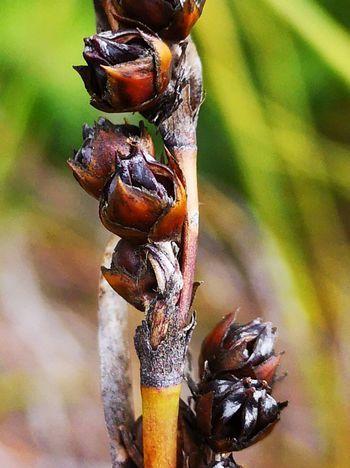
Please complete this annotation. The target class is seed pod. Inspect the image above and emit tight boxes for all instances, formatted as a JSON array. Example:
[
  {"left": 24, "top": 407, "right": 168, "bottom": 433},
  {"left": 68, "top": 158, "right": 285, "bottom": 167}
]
[
  {"left": 68, "top": 118, "right": 154, "bottom": 199},
  {"left": 99, "top": 148, "right": 186, "bottom": 242},
  {"left": 199, "top": 314, "right": 283, "bottom": 385},
  {"left": 114, "top": 0, "right": 206, "bottom": 41},
  {"left": 195, "top": 377, "right": 287, "bottom": 453},
  {"left": 74, "top": 29, "right": 172, "bottom": 113},
  {"left": 101, "top": 239, "right": 157, "bottom": 311},
  {"left": 102, "top": 240, "right": 182, "bottom": 310}
]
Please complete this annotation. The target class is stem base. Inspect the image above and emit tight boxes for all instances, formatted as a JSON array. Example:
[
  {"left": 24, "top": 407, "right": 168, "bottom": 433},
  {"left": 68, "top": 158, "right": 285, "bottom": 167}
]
[{"left": 142, "top": 385, "right": 181, "bottom": 468}]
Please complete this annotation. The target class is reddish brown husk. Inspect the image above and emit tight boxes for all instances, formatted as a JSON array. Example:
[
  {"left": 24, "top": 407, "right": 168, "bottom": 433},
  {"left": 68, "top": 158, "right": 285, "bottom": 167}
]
[
  {"left": 199, "top": 313, "right": 236, "bottom": 372},
  {"left": 101, "top": 239, "right": 157, "bottom": 311},
  {"left": 68, "top": 118, "right": 154, "bottom": 199},
  {"left": 194, "top": 377, "right": 288, "bottom": 453},
  {"left": 114, "top": 0, "right": 206, "bottom": 41},
  {"left": 75, "top": 29, "right": 173, "bottom": 113},
  {"left": 99, "top": 152, "right": 187, "bottom": 243},
  {"left": 199, "top": 313, "right": 283, "bottom": 384}
]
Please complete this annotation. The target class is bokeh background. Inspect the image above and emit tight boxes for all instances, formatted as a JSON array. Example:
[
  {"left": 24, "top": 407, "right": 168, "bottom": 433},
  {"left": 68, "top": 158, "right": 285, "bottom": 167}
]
[{"left": 1, "top": 0, "right": 350, "bottom": 466}]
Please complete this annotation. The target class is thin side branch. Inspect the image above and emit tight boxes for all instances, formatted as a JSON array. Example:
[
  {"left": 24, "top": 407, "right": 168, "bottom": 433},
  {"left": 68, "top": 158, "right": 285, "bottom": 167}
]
[{"left": 99, "top": 237, "right": 134, "bottom": 467}]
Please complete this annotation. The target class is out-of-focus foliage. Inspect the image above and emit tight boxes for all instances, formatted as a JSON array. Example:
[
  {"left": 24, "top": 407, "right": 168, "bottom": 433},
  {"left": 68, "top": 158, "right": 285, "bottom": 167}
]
[{"left": 0, "top": 0, "right": 349, "bottom": 467}]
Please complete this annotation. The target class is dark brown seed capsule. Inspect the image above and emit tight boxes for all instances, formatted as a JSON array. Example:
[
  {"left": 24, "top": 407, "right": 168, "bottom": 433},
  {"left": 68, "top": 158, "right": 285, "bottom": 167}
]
[
  {"left": 68, "top": 118, "right": 154, "bottom": 199},
  {"left": 114, "top": 0, "right": 206, "bottom": 41},
  {"left": 99, "top": 148, "right": 186, "bottom": 242},
  {"left": 74, "top": 29, "right": 172, "bottom": 113},
  {"left": 195, "top": 377, "right": 288, "bottom": 453},
  {"left": 102, "top": 240, "right": 182, "bottom": 311},
  {"left": 199, "top": 314, "right": 283, "bottom": 385},
  {"left": 101, "top": 239, "right": 157, "bottom": 311}
]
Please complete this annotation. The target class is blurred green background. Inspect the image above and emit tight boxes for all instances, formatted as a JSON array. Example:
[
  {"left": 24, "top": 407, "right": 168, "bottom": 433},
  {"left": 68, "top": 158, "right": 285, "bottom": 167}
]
[{"left": 1, "top": 0, "right": 350, "bottom": 466}]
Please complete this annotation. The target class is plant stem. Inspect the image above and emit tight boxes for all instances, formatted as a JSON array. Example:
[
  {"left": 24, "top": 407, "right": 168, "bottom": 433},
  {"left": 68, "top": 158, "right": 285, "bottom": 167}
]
[
  {"left": 173, "top": 145, "right": 199, "bottom": 326},
  {"left": 135, "top": 314, "right": 194, "bottom": 468},
  {"left": 139, "top": 39, "right": 202, "bottom": 467},
  {"left": 157, "top": 39, "right": 203, "bottom": 326},
  {"left": 99, "top": 237, "right": 134, "bottom": 467},
  {"left": 141, "top": 385, "right": 181, "bottom": 468},
  {"left": 140, "top": 146, "right": 198, "bottom": 467}
]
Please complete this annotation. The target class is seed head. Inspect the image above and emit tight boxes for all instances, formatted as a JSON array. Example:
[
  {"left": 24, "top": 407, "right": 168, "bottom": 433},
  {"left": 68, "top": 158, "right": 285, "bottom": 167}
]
[
  {"left": 195, "top": 376, "right": 288, "bottom": 453},
  {"left": 99, "top": 147, "right": 186, "bottom": 242},
  {"left": 74, "top": 29, "right": 173, "bottom": 113},
  {"left": 199, "top": 314, "right": 283, "bottom": 385},
  {"left": 68, "top": 118, "right": 154, "bottom": 199}
]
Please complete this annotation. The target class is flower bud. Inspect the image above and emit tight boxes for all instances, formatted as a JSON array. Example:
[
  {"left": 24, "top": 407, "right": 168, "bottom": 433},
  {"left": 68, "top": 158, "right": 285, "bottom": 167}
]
[
  {"left": 68, "top": 118, "right": 154, "bottom": 199},
  {"left": 101, "top": 239, "right": 157, "bottom": 311},
  {"left": 114, "top": 0, "right": 206, "bottom": 41},
  {"left": 74, "top": 29, "right": 172, "bottom": 113},
  {"left": 199, "top": 314, "right": 283, "bottom": 385},
  {"left": 195, "top": 377, "right": 287, "bottom": 453},
  {"left": 99, "top": 148, "right": 186, "bottom": 242}
]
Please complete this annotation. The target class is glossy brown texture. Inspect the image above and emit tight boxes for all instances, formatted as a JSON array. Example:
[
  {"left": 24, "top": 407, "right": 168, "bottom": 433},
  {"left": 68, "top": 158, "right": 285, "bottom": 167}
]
[
  {"left": 199, "top": 313, "right": 236, "bottom": 371},
  {"left": 74, "top": 29, "right": 172, "bottom": 113},
  {"left": 194, "top": 377, "right": 287, "bottom": 453},
  {"left": 209, "top": 455, "right": 241, "bottom": 468},
  {"left": 99, "top": 149, "right": 186, "bottom": 242},
  {"left": 67, "top": 118, "right": 154, "bottom": 199},
  {"left": 199, "top": 314, "right": 283, "bottom": 385},
  {"left": 101, "top": 239, "right": 157, "bottom": 311},
  {"left": 115, "top": 0, "right": 206, "bottom": 41}
]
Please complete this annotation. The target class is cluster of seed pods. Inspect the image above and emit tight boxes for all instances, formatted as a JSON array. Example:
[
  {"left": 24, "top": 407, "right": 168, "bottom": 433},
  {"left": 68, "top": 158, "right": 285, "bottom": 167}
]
[
  {"left": 70, "top": 1, "right": 206, "bottom": 311},
  {"left": 70, "top": 2, "right": 287, "bottom": 465}
]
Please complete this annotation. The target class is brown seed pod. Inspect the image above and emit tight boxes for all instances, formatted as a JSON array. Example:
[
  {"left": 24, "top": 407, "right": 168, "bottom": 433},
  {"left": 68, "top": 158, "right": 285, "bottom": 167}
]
[
  {"left": 74, "top": 29, "right": 173, "bottom": 113},
  {"left": 114, "top": 0, "right": 206, "bottom": 41},
  {"left": 99, "top": 148, "right": 186, "bottom": 242},
  {"left": 101, "top": 239, "right": 158, "bottom": 311},
  {"left": 67, "top": 118, "right": 154, "bottom": 199},
  {"left": 199, "top": 314, "right": 283, "bottom": 385},
  {"left": 102, "top": 240, "right": 182, "bottom": 311},
  {"left": 195, "top": 377, "right": 288, "bottom": 453}
]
